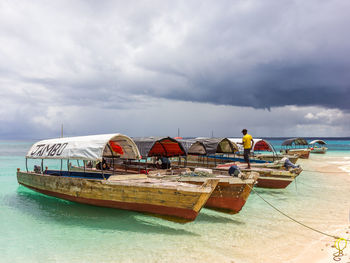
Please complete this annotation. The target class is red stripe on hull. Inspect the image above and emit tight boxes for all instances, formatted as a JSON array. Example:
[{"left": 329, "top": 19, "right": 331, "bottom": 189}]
[
  {"left": 19, "top": 183, "right": 198, "bottom": 222},
  {"left": 256, "top": 179, "right": 293, "bottom": 189},
  {"left": 205, "top": 197, "right": 246, "bottom": 214}
]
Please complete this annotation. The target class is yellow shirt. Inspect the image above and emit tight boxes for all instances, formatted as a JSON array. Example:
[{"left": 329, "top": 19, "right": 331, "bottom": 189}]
[{"left": 242, "top": 134, "right": 253, "bottom": 149}]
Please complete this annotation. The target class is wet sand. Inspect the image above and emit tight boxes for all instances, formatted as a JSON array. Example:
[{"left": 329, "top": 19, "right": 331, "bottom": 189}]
[{"left": 289, "top": 154, "right": 350, "bottom": 263}]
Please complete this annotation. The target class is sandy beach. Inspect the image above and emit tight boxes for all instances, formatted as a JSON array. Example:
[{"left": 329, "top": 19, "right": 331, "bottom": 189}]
[{"left": 287, "top": 154, "right": 350, "bottom": 263}]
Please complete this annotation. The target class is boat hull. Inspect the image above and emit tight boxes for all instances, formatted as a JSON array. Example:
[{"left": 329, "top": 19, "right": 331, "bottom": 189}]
[
  {"left": 255, "top": 177, "right": 293, "bottom": 188},
  {"left": 284, "top": 149, "right": 310, "bottom": 159},
  {"left": 205, "top": 181, "right": 253, "bottom": 213},
  {"left": 215, "top": 164, "right": 298, "bottom": 189},
  {"left": 254, "top": 154, "right": 299, "bottom": 164},
  {"left": 17, "top": 171, "right": 217, "bottom": 222},
  {"left": 311, "top": 147, "right": 327, "bottom": 154},
  {"left": 179, "top": 178, "right": 254, "bottom": 214}
]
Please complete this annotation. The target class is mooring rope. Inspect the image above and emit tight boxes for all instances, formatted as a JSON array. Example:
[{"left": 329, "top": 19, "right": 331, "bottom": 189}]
[{"left": 242, "top": 179, "right": 350, "bottom": 242}]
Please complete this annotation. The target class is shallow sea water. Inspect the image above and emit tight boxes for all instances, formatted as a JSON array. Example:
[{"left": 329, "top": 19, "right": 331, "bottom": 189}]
[{"left": 0, "top": 140, "right": 349, "bottom": 263}]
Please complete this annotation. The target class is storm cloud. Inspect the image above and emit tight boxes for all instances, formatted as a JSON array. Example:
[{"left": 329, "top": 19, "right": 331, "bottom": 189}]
[{"left": 0, "top": 0, "right": 349, "bottom": 138}]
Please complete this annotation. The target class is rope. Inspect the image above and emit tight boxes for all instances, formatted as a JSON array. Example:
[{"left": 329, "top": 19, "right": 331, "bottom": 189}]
[{"left": 242, "top": 179, "right": 350, "bottom": 242}]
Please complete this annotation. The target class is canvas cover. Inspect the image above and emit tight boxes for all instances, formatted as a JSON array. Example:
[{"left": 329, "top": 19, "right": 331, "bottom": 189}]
[
  {"left": 26, "top": 133, "right": 141, "bottom": 161},
  {"left": 309, "top": 140, "right": 327, "bottom": 145},
  {"left": 178, "top": 139, "right": 207, "bottom": 155},
  {"left": 195, "top": 138, "right": 238, "bottom": 154},
  {"left": 282, "top": 138, "right": 308, "bottom": 146},
  {"left": 132, "top": 137, "right": 186, "bottom": 157}
]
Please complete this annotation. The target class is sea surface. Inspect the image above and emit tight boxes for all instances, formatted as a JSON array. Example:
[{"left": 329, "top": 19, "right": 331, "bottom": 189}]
[{"left": 0, "top": 139, "right": 349, "bottom": 263}]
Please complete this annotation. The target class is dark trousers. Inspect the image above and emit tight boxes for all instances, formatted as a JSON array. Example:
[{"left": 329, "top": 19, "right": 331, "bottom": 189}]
[{"left": 243, "top": 149, "right": 251, "bottom": 163}]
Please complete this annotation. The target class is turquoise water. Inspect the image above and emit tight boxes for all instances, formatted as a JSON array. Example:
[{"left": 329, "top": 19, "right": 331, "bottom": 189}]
[{"left": 1, "top": 140, "right": 350, "bottom": 262}]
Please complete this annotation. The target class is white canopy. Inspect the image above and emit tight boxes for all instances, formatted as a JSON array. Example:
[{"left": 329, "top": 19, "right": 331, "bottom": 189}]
[
  {"left": 26, "top": 133, "right": 141, "bottom": 161},
  {"left": 228, "top": 138, "right": 273, "bottom": 152},
  {"left": 309, "top": 140, "right": 327, "bottom": 145}
]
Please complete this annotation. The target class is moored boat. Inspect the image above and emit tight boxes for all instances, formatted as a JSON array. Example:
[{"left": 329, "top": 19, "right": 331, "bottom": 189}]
[
  {"left": 215, "top": 163, "right": 300, "bottom": 189},
  {"left": 281, "top": 138, "right": 311, "bottom": 159},
  {"left": 309, "top": 140, "right": 328, "bottom": 154},
  {"left": 17, "top": 134, "right": 218, "bottom": 222},
  {"left": 132, "top": 137, "right": 257, "bottom": 214},
  {"left": 148, "top": 168, "right": 257, "bottom": 214},
  {"left": 226, "top": 138, "right": 300, "bottom": 163},
  {"left": 253, "top": 153, "right": 299, "bottom": 164}
]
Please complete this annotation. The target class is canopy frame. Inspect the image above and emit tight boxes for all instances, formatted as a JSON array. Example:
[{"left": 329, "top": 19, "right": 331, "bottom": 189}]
[
  {"left": 309, "top": 140, "right": 327, "bottom": 145},
  {"left": 282, "top": 138, "right": 309, "bottom": 148},
  {"left": 133, "top": 137, "right": 186, "bottom": 158}
]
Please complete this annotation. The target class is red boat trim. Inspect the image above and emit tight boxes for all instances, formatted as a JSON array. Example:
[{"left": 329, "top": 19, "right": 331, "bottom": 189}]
[
  {"left": 256, "top": 178, "right": 293, "bottom": 189},
  {"left": 205, "top": 196, "right": 246, "bottom": 214}
]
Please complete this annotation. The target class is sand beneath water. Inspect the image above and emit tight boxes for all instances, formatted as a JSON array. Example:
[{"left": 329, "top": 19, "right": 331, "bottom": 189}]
[{"left": 289, "top": 154, "right": 350, "bottom": 263}]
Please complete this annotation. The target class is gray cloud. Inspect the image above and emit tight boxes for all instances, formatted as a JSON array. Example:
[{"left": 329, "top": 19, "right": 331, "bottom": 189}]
[{"left": 0, "top": 0, "right": 349, "bottom": 138}]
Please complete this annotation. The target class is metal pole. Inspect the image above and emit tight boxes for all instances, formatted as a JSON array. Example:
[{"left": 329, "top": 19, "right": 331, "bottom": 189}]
[
  {"left": 107, "top": 144, "right": 115, "bottom": 175},
  {"left": 41, "top": 159, "right": 43, "bottom": 174},
  {"left": 25, "top": 158, "right": 28, "bottom": 172}
]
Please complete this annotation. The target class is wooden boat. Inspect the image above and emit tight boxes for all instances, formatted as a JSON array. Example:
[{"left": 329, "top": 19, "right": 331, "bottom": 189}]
[
  {"left": 130, "top": 137, "right": 257, "bottom": 214},
  {"left": 148, "top": 168, "right": 257, "bottom": 214},
  {"left": 309, "top": 140, "right": 328, "bottom": 154},
  {"left": 253, "top": 154, "right": 299, "bottom": 164},
  {"left": 224, "top": 138, "right": 300, "bottom": 163},
  {"left": 17, "top": 134, "right": 218, "bottom": 222},
  {"left": 172, "top": 156, "right": 301, "bottom": 172},
  {"left": 281, "top": 138, "right": 311, "bottom": 159},
  {"left": 215, "top": 163, "right": 300, "bottom": 189},
  {"left": 197, "top": 154, "right": 299, "bottom": 165},
  {"left": 281, "top": 149, "right": 310, "bottom": 159}
]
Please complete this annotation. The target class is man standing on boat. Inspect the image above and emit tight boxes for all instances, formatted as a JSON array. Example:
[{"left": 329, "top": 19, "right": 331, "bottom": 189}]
[{"left": 239, "top": 129, "right": 254, "bottom": 169}]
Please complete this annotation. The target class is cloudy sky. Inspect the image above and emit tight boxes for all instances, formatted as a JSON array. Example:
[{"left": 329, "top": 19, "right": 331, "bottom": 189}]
[{"left": 0, "top": 0, "right": 349, "bottom": 139}]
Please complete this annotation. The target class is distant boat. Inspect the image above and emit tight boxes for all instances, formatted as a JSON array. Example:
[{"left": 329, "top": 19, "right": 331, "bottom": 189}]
[
  {"left": 309, "top": 140, "right": 328, "bottom": 154},
  {"left": 281, "top": 138, "right": 311, "bottom": 159},
  {"left": 16, "top": 133, "right": 218, "bottom": 222},
  {"left": 216, "top": 163, "right": 301, "bottom": 189}
]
